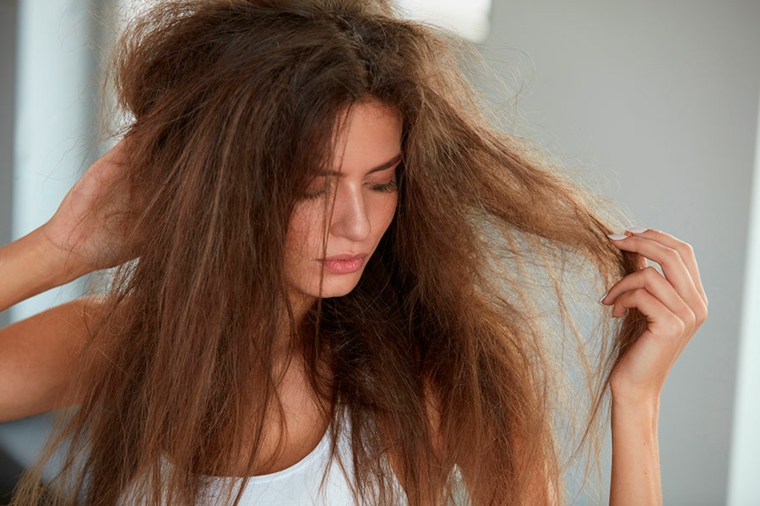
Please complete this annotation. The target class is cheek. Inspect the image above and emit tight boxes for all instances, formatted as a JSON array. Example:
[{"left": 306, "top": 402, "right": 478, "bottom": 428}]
[
  {"left": 286, "top": 208, "right": 322, "bottom": 259},
  {"left": 374, "top": 194, "right": 398, "bottom": 234}
]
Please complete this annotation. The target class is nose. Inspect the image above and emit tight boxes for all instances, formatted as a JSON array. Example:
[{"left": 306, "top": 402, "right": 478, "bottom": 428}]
[{"left": 329, "top": 182, "right": 371, "bottom": 242}]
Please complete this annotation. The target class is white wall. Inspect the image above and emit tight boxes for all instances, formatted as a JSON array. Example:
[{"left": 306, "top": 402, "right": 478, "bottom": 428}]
[
  {"left": 478, "top": 1, "right": 760, "bottom": 504},
  {"left": 0, "top": 0, "right": 106, "bottom": 477},
  {"left": 728, "top": 89, "right": 760, "bottom": 506},
  {"left": 11, "top": 0, "right": 102, "bottom": 324}
]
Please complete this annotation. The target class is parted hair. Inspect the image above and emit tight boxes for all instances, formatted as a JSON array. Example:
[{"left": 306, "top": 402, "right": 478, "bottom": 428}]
[{"left": 11, "top": 0, "right": 645, "bottom": 505}]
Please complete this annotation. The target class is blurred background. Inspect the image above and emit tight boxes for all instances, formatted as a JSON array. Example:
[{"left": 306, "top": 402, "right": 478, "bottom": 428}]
[{"left": 0, "top": 0, "right": 758, "bottom": 504}]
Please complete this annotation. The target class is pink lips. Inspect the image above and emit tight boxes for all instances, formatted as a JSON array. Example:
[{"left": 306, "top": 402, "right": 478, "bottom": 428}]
[{"left": 319, "top": 254, "right": 368, "bottom": 274}]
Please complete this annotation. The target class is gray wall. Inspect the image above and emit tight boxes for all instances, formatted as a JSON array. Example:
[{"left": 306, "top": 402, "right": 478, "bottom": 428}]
[
  {"left": 0, "top": 0, "right": 17, "bottom": 330},
  {"left": 479, "top": 1, "right": 760, "bottom": 504}
]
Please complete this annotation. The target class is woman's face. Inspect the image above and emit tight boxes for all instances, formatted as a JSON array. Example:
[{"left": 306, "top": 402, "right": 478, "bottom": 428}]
[{"left": 284, "top": 100, "right": 402, "bottom": 306}]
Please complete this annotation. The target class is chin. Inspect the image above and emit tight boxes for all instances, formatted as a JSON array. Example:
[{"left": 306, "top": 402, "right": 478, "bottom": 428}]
[
  {"left": 321, "top": 288, "right": 356, "bottom": 299},
  {"left": 320, "top": 283, "right": 360, "bottom": 299},
  {"left": 314, "top": 273, "right": 363, "bottom": 299}
]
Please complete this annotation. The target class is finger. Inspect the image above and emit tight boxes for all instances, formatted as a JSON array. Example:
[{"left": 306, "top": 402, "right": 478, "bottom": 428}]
[
  {"left": 623, "top": 230, "right": 649, "bottom": 270},
  {"left": 601, "top": 266, "right": 696, "bottom": 329},
  {"left": 634, "top": 253, "right": 648, "bottom": 271},
  {"left": 624, "top": 228, "right": 708, "bottom": 308},
  {"left": 607, "top": 231, "right": 704, "bottom": 312},
  {"left": 612, "top": 288, "right": 690, "bottom": 350}
]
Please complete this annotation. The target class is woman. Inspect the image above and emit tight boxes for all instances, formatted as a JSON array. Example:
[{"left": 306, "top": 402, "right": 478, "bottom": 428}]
[{"left": 0, "top": 0, "right": 708, "bottom": 504}]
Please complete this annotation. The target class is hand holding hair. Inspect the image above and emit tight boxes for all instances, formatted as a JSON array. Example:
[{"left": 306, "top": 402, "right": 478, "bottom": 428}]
[
  {"left": 39, "top": 137, "right": 140, "bottom": 278},
  {"left": 602, "top": 228, "right": 708, "bottom": 404},
  {"left": 599, "top": 228, "right": 708, "bottom": 506}
]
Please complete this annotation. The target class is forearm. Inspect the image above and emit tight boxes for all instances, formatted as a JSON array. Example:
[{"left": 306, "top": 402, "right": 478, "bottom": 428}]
[
  {"left": 0, "top": 227, "right": 84, "bottom": 313},
  {"left": 609, "top": 396, "right": 662, "bottom": 506}
]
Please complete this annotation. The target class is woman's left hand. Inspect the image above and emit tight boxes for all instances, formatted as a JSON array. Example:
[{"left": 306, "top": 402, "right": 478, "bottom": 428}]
[{"left": 600, "top": 228, "right": 709, "bottom": 405}]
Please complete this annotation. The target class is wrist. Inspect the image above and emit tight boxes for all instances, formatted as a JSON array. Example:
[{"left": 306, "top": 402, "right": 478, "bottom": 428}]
[
  {"left": 611, "top": 386, "right": 660, "bottom": 404},
  {"left": 612, "top": 394, "right": 660, "bottom": 413},
  {"left": 611, "top": 393, "right": 660, "bottom": 434},
  {"left": 609, "top": 373, "right": 663, "bottom": 411},
  {"left": 29, "top": 226, "right": 93, "bottom": 285},
  {"left": 0, "top": 227, "right": 88, "bottom": 312}
]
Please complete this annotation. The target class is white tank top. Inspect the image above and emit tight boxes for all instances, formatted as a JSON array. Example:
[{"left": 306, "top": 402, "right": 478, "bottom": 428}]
[
  {"left": 120, "top": 415, "right": 407, "bottom": 505},
  {"left": 195, "top": 421, "right": 357, "bottom": 506}
]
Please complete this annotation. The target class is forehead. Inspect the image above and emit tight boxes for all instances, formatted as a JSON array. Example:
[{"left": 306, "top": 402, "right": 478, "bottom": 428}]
[{"left": 329, "top": 100, "right": 403, "bottom": 174}]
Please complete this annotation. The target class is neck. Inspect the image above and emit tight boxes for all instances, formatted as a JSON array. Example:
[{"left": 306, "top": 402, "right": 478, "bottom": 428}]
[{"left": 274, "top": 290, "right": 318, "bottom": 358}]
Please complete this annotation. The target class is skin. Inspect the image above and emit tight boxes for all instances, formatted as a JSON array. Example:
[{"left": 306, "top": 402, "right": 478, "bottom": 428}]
[
  {"left": 283, "top": 100, "right": 402, "bottom": 324},
  {"left": 602, "top": 229, "right": 708, "bottom": 505},
  {"left": 0, "top": 100, "right": 708, "bottom": 500}
]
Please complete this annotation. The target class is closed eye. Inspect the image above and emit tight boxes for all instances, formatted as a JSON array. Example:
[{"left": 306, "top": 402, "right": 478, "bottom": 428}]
[
  {"left": 302, "top": 179, "right": 398, "bottom": 200},
  {"left": 371, "top": 180, "right": 398, "bottom": 193},
  {"left": 301, "top": 173, "right": 398, "bottom": 200}
]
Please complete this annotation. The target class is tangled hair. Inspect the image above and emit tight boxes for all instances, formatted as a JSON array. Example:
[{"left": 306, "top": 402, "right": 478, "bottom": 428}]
[{"left": 11, "top": 0, "right": 647, "bottom": 504}]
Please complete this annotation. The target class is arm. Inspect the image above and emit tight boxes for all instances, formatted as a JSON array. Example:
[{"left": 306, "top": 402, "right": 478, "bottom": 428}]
[
  {"left": 0, "top": 139, "right": 136, "bottom": 422},
  {"left": 0, "top": 226, "right": 87, "bottom": 314},
  {"left": 2, "top": 138, "right": 133, "bottom": 316},
  {"left": 602, "top": 228, "right": 709, "bottom": 506},
  {"left": 609, "top": 396, "right": 661, "bottom": 506},
  {"left": 0, "top": 294, "right": 103, "bottom": 423},
  {"left": 0, "top": 227, "right": 102, "bottom": 422}
]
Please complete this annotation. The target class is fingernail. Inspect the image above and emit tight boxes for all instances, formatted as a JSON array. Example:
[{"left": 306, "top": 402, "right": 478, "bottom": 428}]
[
  {"left": 599, "top": 289, "right": 610, "bottom": 304},
  {"left": 626, "top": 227, "right": 648, "bottom": 234},
  {"left": 607, "top": 233, "right": 628, "bottom": 241}
]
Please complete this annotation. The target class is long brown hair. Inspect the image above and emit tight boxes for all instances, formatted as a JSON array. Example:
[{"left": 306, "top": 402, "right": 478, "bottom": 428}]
[{"left": 11, "top": 0, "right": 646, "bottom": 504}]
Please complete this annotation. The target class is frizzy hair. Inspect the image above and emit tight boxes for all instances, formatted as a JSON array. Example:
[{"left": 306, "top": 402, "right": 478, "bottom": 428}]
[{"left": 10, "top": 0, "right": 646, "bottom": 505}]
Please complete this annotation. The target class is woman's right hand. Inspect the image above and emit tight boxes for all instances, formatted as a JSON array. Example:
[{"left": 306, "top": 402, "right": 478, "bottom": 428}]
[{"left": 39, "top": 138, "right": 141, "bottom": 277}]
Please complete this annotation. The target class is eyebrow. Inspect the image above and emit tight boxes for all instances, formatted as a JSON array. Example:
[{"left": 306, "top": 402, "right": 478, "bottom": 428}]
[{"left": 319, "top": 153, "right": 402, "bottom": 177}]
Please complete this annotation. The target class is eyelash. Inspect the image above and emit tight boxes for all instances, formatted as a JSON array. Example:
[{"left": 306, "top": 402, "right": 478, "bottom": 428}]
[{"left": 302, "top": 180, "right": 399, "bottom": 200}]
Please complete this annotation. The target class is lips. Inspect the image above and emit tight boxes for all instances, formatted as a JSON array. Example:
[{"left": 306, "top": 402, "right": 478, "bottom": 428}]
[{"left": 319, "top": 253, "right": 368, "bottom": 274}]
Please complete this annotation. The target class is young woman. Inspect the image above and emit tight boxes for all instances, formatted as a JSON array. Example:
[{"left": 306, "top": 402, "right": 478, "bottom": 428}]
[{"left": 0, "top": 0, "right": 708, "bottom": 504}]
